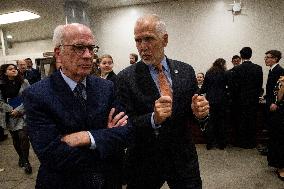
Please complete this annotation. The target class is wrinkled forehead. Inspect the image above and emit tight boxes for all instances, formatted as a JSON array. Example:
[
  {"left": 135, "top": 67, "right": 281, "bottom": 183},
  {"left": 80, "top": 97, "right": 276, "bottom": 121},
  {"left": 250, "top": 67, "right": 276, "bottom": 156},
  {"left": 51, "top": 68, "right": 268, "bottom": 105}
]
[
  {"left": 134, "top": 19, "right": 157, "bottom": 34},
  {"left": 63, "top": 24, "right": 95, "bottom": 44}
]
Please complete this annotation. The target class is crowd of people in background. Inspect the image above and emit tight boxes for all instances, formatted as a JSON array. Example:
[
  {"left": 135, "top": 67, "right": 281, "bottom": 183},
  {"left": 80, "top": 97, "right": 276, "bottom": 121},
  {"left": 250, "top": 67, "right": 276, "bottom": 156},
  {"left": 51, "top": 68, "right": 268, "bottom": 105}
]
[{"left": 0, "top": 13, "right": 283, "bottom": 188}]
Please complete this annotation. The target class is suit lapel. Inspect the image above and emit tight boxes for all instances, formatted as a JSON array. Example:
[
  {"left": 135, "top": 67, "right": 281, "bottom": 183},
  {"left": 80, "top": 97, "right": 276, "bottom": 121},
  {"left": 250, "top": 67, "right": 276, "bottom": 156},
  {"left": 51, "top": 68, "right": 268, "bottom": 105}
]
[
  {"left": 135, "top": 61, "right": 160, "bottom": 99},
  {"left": 50, "top": 71, "right": 87, "bottom": 130},
  {"left": 167, "top": 58, "right": 179, "bottom": 115}
]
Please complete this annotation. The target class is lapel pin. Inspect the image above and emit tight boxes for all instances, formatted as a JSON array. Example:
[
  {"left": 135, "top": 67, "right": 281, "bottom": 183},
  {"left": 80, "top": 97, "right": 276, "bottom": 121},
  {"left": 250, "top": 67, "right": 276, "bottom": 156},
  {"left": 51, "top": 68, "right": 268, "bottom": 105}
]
[{"left": 174, "top": 70, "right": 178, "bottom": 74}]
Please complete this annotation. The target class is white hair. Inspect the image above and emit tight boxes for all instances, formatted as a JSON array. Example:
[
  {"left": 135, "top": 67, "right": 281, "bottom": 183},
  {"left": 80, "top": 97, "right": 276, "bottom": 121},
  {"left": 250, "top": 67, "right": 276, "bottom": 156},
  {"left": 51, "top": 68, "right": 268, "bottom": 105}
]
[
  {"left": 136, "top": 14, "right": 167, "bottom": 37},
  {"left": 53, "top": 25, "right": 65, "bottom": 47}
]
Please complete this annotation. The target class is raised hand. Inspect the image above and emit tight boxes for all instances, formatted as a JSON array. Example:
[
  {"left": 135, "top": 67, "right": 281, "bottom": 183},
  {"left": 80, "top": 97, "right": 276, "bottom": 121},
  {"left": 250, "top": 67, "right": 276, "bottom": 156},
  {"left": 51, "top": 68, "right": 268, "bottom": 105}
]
[
  {"left": 191, "top": 94, "right": 209, "bottom": 119},
  {"left": 153, "top": 96, "right": 172, "bottom": 125}
]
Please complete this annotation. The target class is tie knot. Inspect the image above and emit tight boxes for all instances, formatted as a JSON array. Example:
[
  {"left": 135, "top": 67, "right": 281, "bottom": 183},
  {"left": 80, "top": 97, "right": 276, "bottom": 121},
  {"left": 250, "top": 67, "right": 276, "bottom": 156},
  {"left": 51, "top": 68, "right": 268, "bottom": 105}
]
[
  {"left": 75, "top": 82, "right": 85, "bottom": 92},
  {"left": 155, "top": 64, "right": 163, "bottom": 72}
]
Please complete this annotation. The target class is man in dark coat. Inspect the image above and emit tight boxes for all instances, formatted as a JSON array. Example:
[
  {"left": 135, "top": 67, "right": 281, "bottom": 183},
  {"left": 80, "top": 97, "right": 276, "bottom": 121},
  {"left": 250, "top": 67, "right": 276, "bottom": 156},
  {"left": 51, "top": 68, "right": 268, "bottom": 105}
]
[
  {"left": 23, "top": 23, "right": 132, "bottom": 189},
  {"left": 232, "top": 47, "right": 263, "bottom": 149},
  {"left": 116, "top": 14, "right": 209, "bottom": 189}
]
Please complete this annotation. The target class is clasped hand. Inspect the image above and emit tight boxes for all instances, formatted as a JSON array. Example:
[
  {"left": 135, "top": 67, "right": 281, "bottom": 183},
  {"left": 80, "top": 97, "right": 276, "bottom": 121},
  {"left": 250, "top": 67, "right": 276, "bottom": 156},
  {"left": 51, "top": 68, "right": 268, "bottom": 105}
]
[
  {"left": 61, "top": 108, "right": 128, "bottom": 147},
  {"left": 191, "top": 94, "right": 209, "bottom": 119}
]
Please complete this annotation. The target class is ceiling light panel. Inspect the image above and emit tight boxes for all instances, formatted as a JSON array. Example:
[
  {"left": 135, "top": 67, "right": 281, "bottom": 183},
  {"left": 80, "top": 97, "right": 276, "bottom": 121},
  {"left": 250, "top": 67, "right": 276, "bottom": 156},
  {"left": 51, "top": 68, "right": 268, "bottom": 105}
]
[{"left": 0, "top": 10, "right": 40, "bottom": 25}]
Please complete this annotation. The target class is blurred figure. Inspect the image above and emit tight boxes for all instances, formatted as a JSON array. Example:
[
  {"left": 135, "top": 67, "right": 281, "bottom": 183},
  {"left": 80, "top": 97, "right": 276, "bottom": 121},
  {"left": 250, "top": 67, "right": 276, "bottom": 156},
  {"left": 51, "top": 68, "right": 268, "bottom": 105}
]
[
  {"left": 91, "top": 53, "right": 101, "bottom": 76},
  {"left": 99, "top": 54, "right": 117, "bottom": 84},
  {"left": 0, "top": 64, "right": 32, "bottom": 174},
  {"left": 200, "top": 58, "right": 228, "bottom": 150},
  {"left": 24, "top": 58, "right": 41, "bottom": 84},
  {"left": 231, "top": 47, "right": 263, "bottom": 149},
  {"left": 231, "top": 55, "right": 241, "bottom": 67},
  {"left": 259, "top": 50, "right": 284, "bottom": 156},
  {"left": 196, "top": 72, "right": 204, "bottom": 91},
  {"left": 267, "top": 76, "right": 284, "bottom": 181},
  {"left": 129, "top": 53, "right": 138, "bottom": 65},
  {"left": 17, "top": 59, "right": 28, "bottom": 75}
]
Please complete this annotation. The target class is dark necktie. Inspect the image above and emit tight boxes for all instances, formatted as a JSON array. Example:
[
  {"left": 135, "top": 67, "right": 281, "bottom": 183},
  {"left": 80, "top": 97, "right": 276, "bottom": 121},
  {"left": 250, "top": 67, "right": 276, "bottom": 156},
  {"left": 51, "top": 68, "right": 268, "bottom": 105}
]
[
  {"left": 156, "top": 64, "right": 172, "bottom": 98},
  {"left": 74, "top": 82, "right": 87, "bottom": 110},
  {"left": 268, "top": 69, "right": 272, "bottom": 77}
]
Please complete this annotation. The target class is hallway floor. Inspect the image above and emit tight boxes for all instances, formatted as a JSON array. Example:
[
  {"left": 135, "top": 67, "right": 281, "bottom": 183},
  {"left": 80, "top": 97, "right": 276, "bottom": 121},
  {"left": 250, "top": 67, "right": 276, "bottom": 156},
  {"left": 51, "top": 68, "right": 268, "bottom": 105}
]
[{"left": 0, "top": 135, "right": 283, "bottom": 189}]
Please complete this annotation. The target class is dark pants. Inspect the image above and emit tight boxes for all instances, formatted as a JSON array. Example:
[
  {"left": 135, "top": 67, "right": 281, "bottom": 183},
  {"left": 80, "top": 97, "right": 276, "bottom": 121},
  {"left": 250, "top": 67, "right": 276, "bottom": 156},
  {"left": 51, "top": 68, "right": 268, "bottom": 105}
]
[
  {"left": 236, "top": 104, "right": 258, "bottom": 148},
  {"left": 206, "top": 103, "right": 227, "bottom": 148},
  {"left": 9, "top": 128, "right": 30, "bottom": 163}
]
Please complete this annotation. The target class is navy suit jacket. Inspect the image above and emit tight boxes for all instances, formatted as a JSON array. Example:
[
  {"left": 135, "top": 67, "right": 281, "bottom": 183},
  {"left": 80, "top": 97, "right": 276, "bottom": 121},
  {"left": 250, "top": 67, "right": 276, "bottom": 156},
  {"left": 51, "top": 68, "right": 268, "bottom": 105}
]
[
  {"left": 116, "top": 59, "right": 201, "bottom": 182},
  {"left": 23, "top": 71, "right": 132, "bottom": 189},
  {"left": 232, "top": 61, "right": 263, "bottom": 105}
]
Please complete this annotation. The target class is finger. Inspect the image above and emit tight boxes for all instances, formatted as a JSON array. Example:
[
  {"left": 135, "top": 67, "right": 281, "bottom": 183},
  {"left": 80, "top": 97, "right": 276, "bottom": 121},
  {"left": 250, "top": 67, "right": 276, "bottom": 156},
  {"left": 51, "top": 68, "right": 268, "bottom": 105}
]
[
  {"left": 114, "top": 115, "right": 128, "bottom": 127},
  {"left": 158, "top": 96, "right": 172, "bottom": 103},
  {"left": 112, "top": 112, "right": 125, "bottom": 125},
  {"left": 108, "top": 108, "right": 115, "bottom": 123}
]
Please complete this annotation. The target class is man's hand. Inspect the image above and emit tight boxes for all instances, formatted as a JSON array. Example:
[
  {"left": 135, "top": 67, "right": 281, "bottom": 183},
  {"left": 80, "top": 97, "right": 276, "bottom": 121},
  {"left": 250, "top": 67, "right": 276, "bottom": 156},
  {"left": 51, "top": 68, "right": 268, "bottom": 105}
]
[
  {"left": 153, "top": 96, "right": 172, "bottom": 125},
  {"left": 61, "top": 131, "right": 90, "bottom": 147},
  {"left": 10, "top": 110, "right": 22, "bottom": 118},
  {"left": 191, "top": 94, "right": 209, "bottom": 119},
  {"left": 270, "top": 103, "right": 278, "bottom": 112},
  {"left": 107, "top": 108, "right": 128, "bottom": 128}
]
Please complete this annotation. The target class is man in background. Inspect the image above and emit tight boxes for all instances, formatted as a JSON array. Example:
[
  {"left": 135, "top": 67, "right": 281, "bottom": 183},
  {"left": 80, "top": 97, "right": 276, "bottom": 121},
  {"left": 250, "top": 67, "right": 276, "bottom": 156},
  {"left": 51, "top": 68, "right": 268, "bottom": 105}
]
[
  {"left": 231, "top": 47, "right": 263, "bottom": 149},
  {"left": 260, "top": 50, "right": 284, "bottom": 155},
  {"left": 129, "top": 53, "right": 138, "bottom": 64},
  {"left": 24, "top": 58, "right": 41, "bottom": 84},
  {"left": 231, "top": 55, "right": 241, "bottom": 67}
]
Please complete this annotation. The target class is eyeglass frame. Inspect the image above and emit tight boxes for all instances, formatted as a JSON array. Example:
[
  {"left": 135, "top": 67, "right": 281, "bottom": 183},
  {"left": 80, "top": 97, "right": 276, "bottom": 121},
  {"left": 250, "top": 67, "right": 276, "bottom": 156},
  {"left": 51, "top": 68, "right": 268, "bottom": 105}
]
[{"left": 59, "top": 44, "right": 99, "bottom": 55}]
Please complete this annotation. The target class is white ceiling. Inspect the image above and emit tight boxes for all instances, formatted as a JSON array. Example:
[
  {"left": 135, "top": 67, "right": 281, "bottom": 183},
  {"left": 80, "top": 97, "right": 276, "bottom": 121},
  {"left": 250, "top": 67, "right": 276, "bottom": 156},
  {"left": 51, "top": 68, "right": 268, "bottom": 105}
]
[{"left": 0, "top": 0, "right": 169, "bottom": 43}]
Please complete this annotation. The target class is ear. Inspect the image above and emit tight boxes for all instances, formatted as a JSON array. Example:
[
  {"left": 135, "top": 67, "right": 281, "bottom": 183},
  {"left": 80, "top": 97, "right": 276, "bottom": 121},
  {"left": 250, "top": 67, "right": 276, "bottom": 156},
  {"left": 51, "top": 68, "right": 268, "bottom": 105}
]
[
  {"left": 54, "top": 47, "right": 62, "bottom": 64},
  {"left": 162, "top": 34, "right": 168, "bottom": 47}
]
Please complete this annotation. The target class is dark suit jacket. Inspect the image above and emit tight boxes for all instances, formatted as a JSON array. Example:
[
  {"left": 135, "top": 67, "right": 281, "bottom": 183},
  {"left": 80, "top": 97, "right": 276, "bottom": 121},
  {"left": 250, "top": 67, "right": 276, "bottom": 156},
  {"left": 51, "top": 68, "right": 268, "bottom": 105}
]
[
  {"left": 23, "top": 71, "right": 132, "bottom": 189},
  {"left": 106, "top": 71, "right": 117, "bottom": 84},
  {"left": 265, "top": 64, "right": 284, "bottom": 107},
  {"left": 25, "top": 68, "right": 41, "bottom": 85},
  {"left": 200, "top": 70, "right": 228, "bottom": 105},
  {"left": 232, "top": 61, "right": 263, "bottom": 105},
  {"left": 116, "top": 59, "right": 200, "bottom": 181}
]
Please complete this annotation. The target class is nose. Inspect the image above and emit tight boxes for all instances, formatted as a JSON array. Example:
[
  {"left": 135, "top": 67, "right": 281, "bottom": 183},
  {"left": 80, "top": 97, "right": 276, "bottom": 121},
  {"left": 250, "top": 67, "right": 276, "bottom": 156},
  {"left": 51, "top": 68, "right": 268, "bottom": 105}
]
[{"left": 82, "top": 48, "right": 93, "bottom": 58}]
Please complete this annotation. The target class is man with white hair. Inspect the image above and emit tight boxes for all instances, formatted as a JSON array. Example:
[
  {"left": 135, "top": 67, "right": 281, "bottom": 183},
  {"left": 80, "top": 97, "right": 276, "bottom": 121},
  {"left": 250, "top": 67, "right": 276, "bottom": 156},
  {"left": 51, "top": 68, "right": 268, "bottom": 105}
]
[
  {"left": 116, "top": 14, "right": 209, "bottom": 189},
  {"left": 23, "top": 23, "right": 132, "bottom": 189}
]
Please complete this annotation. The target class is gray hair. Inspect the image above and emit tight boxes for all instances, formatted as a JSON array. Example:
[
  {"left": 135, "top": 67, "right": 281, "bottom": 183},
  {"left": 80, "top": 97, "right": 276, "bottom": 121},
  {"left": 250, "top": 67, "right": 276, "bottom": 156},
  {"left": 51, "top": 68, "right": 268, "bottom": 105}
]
[
  {"left": 53, "top": 25, "right": 65, "bottom": 47},
  {"left": 136, "top": 14, "right": 167, "bottom": 37}
]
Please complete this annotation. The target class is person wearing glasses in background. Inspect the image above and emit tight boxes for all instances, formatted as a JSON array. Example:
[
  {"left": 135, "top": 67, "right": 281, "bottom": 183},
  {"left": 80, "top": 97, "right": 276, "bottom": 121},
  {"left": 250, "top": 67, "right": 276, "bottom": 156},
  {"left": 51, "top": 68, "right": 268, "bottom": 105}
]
[
  {"left": 98, "top": 54, "right": 118, "bottom": 84},
  {"left": 263, "top": 51, "right": 284, "bottom": 175},
  {"left": 23, "top": 23, "right": 133, "bottom": 189}
]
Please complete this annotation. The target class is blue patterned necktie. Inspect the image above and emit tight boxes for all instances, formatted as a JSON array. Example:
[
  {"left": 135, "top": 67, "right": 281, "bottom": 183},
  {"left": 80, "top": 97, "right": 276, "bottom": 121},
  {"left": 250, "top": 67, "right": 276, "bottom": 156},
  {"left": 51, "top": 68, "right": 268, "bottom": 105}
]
[{"left": 73, "top": 82, "right": 87, "bottom": 110}]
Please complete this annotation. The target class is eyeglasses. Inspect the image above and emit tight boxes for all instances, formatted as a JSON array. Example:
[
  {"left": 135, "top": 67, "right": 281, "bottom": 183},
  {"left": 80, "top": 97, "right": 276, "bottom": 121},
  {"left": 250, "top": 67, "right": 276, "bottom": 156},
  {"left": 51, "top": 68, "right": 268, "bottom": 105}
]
[
  {"left": 264, "top": 56, "right": 274, "bottom": 59},
  {"left": 60, "top": 44, "right": 99, "bottom": 55}
]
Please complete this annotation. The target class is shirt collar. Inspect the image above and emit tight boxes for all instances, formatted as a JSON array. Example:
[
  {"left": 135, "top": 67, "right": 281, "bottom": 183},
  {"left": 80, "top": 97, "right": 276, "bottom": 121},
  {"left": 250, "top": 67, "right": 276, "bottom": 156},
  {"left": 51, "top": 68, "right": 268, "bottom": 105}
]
[
  {"left": 270, "top": 63, "right": 279, "bottom": 71},
  {"left": 147, "top": 56, "right": 169, "bottom": 72},
  {"left": 60, "top": 69, "right": 86, "bottom": 91}
]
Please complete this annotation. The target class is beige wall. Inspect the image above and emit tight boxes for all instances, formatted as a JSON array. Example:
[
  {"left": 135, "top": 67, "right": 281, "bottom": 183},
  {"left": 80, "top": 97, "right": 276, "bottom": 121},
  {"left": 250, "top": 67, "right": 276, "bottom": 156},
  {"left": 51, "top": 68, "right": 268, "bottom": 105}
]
[
  {"left": 1, "top": 0, "right": 284, "bottom": 89},
  {"left": 92, "top": 0, "right": 284, "bottom": 89}
]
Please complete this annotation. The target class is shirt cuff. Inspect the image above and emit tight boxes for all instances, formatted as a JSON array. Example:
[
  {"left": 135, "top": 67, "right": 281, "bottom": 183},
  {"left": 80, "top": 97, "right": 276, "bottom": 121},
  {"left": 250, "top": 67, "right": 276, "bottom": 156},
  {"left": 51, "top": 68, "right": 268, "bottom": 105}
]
[
  {"left": 87, "top": 131, "right": 96, "bottom": 150},
  {"left": 151, "top": 112, "right": 161, "bottom": 129}
]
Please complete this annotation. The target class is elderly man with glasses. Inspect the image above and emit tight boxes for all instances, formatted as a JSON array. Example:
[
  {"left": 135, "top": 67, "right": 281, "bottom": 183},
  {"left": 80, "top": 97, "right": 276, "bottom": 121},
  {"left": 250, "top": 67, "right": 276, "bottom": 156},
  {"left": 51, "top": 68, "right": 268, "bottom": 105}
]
[{"left": 23, "top": 23, "right": 132, "bottom": 189}]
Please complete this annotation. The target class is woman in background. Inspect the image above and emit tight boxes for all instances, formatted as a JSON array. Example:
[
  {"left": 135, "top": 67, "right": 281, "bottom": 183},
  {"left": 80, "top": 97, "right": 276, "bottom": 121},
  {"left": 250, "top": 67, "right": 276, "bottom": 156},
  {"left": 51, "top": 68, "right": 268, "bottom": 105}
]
[
  {"left": 0, "top": 64, "right": 32, "bottom": 174},
  {"left": 200, "top": 58, "right": 228, "bottom": 150},
  {"left": 98, "top": 54, "right": 117, "bottom": 84}
]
